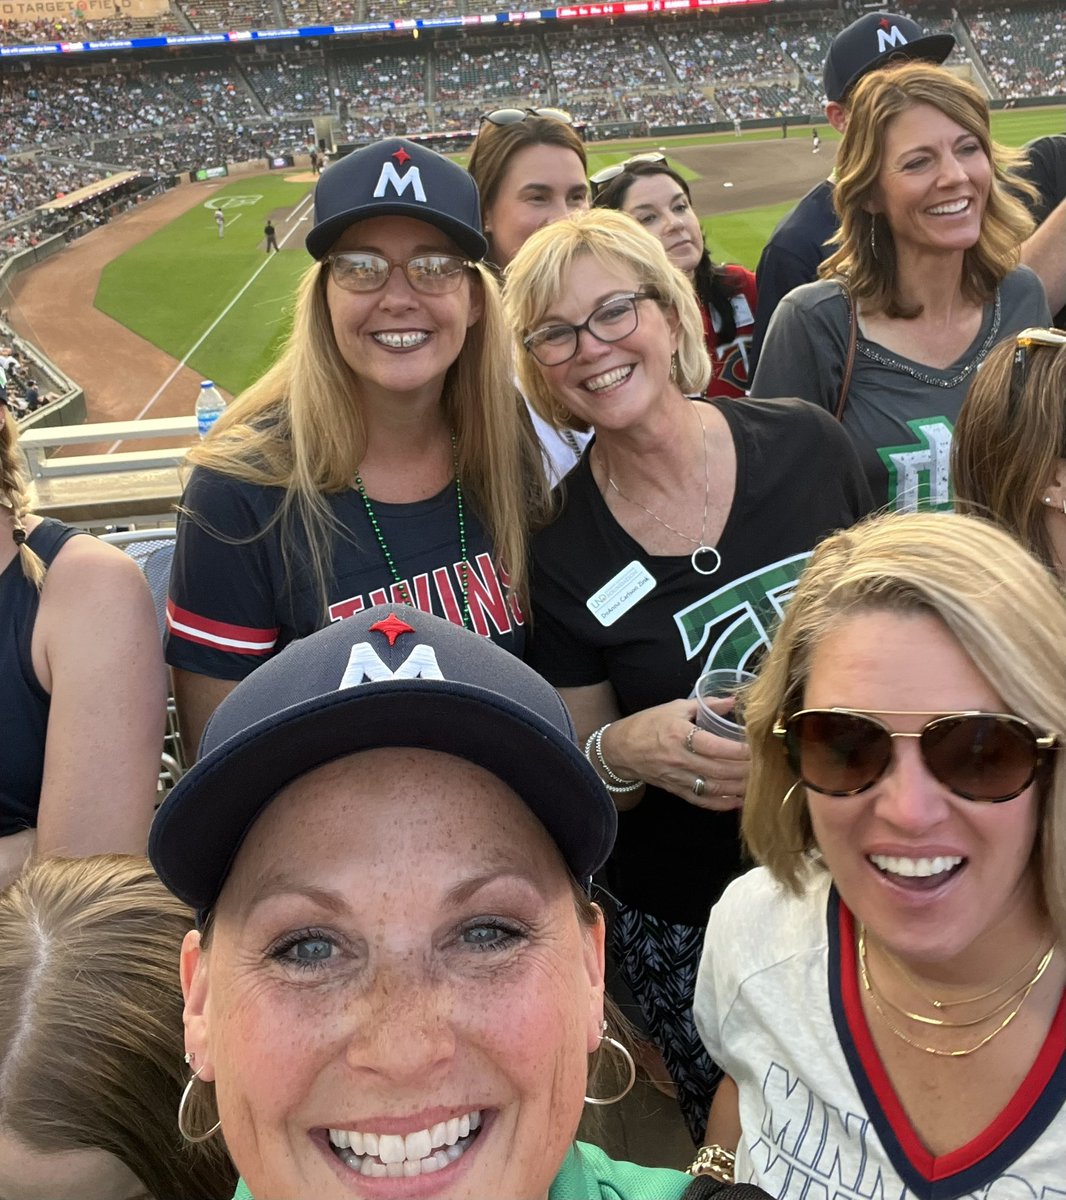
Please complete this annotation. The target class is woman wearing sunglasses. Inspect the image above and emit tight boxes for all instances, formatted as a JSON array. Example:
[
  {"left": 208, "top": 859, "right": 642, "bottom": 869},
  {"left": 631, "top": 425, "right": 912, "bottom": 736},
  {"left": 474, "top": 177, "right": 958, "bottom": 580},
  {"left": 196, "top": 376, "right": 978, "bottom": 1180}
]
[
  {"left": 953, "top": 327, "right": 1066, "bottom": 577},
  {"left": 591, "top": 157, "right": 757, "bottom": 399},
  {"left": 694, "top": 512, "right": 1066, "bottom": 1196},
  {"left": 166, "top": 139, "right": 546, "bottom": 755},
  {"left": 504, "top": 208, "right": 872, "bottom": 1144}
]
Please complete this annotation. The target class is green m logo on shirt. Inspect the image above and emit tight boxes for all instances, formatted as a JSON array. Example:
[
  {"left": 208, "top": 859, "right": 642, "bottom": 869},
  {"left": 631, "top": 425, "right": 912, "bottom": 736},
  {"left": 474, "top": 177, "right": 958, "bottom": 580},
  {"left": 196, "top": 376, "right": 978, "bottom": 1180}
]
[
  {"left": 673, "top": 553, "right": 811, "bottom": 673},
  {"left": 878, "top": 416, "right": 954, "bottom": 513}
]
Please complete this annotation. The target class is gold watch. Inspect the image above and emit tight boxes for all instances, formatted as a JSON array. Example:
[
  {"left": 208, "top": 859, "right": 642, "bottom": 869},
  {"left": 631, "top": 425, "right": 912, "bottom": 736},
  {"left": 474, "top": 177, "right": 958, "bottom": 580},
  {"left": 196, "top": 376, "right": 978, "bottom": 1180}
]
[{"left": 686, "top": 1144, "right": 736, "bottom": 1183}]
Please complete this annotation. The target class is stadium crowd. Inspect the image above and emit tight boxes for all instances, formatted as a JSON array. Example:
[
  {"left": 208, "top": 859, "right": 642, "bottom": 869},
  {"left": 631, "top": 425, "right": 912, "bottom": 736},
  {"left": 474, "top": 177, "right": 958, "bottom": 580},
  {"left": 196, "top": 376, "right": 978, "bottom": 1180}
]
[
  {"left": 0, "top": 0, "right": 1063, "bottom": 242},
  {"left": 2, "top": 4, "right": 1066, "bottom": 1199}
]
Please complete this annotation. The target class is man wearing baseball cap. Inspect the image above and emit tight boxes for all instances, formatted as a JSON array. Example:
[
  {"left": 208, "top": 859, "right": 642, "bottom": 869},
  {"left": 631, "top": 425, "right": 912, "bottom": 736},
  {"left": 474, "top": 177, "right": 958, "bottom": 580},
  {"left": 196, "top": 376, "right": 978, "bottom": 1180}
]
[{"left": 749, "top": 11, "right": 955, "bottom": 373}]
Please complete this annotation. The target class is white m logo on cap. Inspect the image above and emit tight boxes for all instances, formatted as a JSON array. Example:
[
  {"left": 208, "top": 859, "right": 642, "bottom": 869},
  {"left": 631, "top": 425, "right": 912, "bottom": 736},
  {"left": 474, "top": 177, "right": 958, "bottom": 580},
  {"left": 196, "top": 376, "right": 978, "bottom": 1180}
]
[
  {"left": 876, "top": 24, "right": 909, "bottom": 52},
  {"left": 339, "top": 642, "right": 444, "bottom": 688},
  {"left": 373, "top": 162, "right": 427, "bottom": 203}
]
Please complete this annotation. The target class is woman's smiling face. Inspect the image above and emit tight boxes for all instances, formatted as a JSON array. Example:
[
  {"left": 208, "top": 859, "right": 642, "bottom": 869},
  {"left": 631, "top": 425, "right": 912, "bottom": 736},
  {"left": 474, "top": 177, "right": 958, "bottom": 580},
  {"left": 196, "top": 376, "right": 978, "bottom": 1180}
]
[{"left": 180, "top": 748, "right": 606, "bottom": 1200}]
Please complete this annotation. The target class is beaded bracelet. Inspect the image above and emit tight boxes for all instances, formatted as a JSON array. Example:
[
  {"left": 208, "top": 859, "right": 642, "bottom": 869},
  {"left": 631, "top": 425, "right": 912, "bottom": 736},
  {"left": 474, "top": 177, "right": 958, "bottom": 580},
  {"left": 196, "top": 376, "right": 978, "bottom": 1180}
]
[{"left": 583, "top": 724, "right": 642, "bottom": 794}]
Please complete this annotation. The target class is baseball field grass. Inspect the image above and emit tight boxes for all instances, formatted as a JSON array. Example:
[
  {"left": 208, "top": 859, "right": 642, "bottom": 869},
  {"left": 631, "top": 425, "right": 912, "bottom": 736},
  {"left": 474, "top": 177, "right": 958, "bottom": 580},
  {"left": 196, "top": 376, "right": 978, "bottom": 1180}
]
[{"left": 94, "top": 106, "right": 1063, "bottom": 397}]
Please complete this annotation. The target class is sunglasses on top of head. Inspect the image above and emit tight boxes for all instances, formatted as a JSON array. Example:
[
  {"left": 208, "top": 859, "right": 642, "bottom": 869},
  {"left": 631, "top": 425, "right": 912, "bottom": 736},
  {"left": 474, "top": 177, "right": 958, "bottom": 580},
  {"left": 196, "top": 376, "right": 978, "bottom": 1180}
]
[
  {"left": 588, "top": 152, "right": 668, "bottom": 198},
  {"left": 481, "top": 107, "right": 575, "bottom": 127},
  {"left": 1008, "top": 327, "right": 1066, "bottom": 422},
  {"left": 773, "top": 708, "right": 1058, "bottom": 803}
]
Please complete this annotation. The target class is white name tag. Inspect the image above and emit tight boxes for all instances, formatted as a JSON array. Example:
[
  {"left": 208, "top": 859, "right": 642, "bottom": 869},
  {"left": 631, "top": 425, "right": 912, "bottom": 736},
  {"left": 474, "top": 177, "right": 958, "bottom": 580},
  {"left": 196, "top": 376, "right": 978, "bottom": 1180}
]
[{"left": 586, "top": 561, "right": 657, "bottom": 627}]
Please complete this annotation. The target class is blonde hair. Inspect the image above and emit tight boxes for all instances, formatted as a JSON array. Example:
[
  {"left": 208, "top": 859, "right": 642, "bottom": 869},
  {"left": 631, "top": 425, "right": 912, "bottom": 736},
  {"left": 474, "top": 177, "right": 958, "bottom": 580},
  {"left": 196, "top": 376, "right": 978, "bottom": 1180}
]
[
  {"left": 0, "top": 406, "right": 45, "bottom": 588},
  {"left": 741, "top": 512, "right": 1066, "bottom": 941},
  {"left": 953, "top": 337, "right": 1066, "bottom": 575},
  {"left": 503, "top": 208, "right": 711, "bottom": 432},
  {"left": 0, "top": 855, "right": 236, "bottom": 1200},
  {"left": 186, "top": 254, "right": 546, "bottom": 611},
  {"left": 820, "top": 62, "right": 1036, "bottom": 318}
]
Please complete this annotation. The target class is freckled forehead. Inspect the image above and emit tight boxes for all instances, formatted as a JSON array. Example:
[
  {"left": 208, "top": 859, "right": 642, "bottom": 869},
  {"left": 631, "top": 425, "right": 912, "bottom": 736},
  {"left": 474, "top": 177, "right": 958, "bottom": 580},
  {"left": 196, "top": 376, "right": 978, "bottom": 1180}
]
[{"left": 219, "top": 748, "right": 573, "bottom": 912}]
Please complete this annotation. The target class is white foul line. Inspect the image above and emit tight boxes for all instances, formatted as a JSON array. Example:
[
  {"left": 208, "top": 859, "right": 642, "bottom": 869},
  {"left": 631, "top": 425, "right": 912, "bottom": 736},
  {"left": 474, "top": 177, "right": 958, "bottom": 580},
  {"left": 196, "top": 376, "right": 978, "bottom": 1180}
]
[{"left": 106, "top": 191, "right": 316, "bottom": 450}]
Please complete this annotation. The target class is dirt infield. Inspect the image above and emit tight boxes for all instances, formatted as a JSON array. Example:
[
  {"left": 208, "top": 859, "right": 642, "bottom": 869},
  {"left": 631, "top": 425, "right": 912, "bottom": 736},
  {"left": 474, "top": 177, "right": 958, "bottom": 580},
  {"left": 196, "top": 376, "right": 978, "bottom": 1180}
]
[
  {"left": 7, "top": 138, "right": 833, "bottom": 429},
  {"left": 9, "top": 180, "right": 235, "bottom": 427},
  {"left": 672, "top": 135, "right": 837, "bottom": 217}
]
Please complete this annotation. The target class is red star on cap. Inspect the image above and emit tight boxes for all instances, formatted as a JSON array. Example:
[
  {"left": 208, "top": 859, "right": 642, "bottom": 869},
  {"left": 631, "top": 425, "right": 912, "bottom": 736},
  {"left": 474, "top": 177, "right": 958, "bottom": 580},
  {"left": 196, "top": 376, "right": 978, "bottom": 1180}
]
[
  {"left": 879, "top": 17, "right": 890, "bottom": 27},
  {"left": 370, "top": 612, "right": 415, "bottom": 646},
  {"left": 392, "top": 147, "right": 411, "bottom": 165}
]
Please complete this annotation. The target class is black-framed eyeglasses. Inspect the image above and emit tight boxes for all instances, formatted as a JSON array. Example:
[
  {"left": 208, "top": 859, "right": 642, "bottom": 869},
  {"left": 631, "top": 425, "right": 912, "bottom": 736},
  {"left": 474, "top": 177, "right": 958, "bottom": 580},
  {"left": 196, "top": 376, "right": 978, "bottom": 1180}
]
[
  {"left": 324, "top": 252, "right": 477, "bottom": 295},
  {"left": 481, "top": 107, "right": 574, "bottom": 127},
  {"left": 588, "top": 152, "right": 668, "bottom": 198},
  {"left": 1008, "top": 326, "right": 1066, "bottom": 421},
  {"left": 523, "top": 291, "right": 657, "bottom": 366},
  {"left": 773, "top": 707, "right": 1058, "bottom": 803}
]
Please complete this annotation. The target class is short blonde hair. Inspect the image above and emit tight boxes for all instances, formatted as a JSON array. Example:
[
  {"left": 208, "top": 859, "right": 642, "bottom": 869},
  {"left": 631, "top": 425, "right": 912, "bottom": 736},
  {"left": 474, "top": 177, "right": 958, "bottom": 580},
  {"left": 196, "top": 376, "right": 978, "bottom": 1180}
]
[
  {"left": 820, "top": 62, "right": 1035, "bottom": 318},
  {"left": 503, "top": 208, "right": 711, "bottom": 432},
  {"left": 953, "top": 336, "right": 1066, "bottom": 575},
  {"left": 741, "top": 512, "right": 1066, "bottom": 941}
]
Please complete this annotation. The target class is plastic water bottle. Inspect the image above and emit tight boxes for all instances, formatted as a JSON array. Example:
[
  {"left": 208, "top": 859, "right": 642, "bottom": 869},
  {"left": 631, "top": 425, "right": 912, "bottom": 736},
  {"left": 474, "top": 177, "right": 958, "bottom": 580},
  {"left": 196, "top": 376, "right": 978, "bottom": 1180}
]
[{"left": 195, "top": 381, "right": 226, "bottom": 439}]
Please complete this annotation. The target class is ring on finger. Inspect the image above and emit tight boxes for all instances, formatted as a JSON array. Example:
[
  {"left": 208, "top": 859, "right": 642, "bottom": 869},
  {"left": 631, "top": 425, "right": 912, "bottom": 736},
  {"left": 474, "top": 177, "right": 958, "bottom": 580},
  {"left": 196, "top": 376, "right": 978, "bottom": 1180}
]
[
  {"left": 692, "top": 776, "right": 706, "bottom": 797},
  {"left": 685, "top": 725, "right": 699, "bottom": 754}
]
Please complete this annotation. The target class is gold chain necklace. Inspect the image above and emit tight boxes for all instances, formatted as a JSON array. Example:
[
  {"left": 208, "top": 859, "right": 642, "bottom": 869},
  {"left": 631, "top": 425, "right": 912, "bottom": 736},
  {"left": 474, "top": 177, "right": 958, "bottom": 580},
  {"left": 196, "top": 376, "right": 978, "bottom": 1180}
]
[
  {"left": 858, "top": 925, "right": 1056, "bottom": 1058},
  {"left": 881, "top": 935, "right": 1046, "bottom": 1011}
]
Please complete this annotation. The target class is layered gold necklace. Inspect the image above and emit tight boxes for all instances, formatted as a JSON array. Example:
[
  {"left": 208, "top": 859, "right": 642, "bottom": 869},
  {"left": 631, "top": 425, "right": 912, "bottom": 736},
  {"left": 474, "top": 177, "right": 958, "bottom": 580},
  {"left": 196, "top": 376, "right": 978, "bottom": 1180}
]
[{"left": 858, "top": 924, "right": 1056, "bottom": 1058}]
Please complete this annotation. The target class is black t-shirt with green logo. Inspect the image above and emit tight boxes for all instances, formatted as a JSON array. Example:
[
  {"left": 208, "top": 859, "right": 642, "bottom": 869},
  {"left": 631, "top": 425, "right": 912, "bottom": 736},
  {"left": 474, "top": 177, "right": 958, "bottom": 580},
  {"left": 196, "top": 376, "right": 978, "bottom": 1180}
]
[{"left": 529, "top": 396, "right": 873, "bottom": 926}]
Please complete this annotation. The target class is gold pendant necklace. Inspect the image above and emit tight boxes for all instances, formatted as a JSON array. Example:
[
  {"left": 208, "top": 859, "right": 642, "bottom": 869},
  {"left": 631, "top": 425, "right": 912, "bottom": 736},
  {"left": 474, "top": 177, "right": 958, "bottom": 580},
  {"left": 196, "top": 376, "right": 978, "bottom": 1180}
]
[{"left": 858, "top": 925, "right": 1056, "bottom": 1058}]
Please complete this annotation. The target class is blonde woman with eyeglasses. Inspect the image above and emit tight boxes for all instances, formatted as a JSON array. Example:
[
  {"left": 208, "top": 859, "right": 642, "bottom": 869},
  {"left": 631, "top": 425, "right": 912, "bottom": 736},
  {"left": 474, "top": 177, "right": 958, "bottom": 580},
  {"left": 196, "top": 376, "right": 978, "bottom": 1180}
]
[
  {"left": 953, "top": 328, "right": 1066, "bottom": 577},
  {"left": 166, "top": 139, "right": 548, "bottom": 755},
  {"left": 505, "top": 207, "right": 873, "bottom": 1142}
]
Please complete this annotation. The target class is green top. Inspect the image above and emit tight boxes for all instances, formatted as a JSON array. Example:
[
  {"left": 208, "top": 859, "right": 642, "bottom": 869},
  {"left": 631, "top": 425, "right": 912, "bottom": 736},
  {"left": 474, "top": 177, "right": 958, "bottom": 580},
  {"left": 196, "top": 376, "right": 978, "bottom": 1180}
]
[{"left": 231, "top": 1141, "right": 691, "bottom": 1200}]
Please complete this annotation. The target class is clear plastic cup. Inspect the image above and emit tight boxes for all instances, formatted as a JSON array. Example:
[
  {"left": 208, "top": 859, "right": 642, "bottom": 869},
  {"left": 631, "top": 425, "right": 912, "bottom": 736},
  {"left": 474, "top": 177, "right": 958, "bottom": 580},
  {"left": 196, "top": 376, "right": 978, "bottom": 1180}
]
[{"left": 694, "top": 668, "right": 757, "bottom": 742}]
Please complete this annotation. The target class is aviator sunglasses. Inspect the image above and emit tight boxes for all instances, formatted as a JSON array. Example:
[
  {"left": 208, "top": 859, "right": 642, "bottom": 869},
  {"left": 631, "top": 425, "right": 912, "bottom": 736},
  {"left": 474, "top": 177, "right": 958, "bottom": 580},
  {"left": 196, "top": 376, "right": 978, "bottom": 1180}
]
[
  {"left": 481, "top": 107, "right": 574, "bottom": 127},
  {"left": 588, "top": 152, "right": 668, "bottom": 198},
  {"left": 774, "top": 708, "right": 1058, "bottom": 803}
]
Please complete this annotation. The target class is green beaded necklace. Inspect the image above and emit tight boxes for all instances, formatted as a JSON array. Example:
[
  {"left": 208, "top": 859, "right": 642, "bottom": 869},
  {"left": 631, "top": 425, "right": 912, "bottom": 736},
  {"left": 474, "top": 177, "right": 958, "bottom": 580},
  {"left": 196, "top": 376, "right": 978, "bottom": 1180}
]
[{"left": 354, "top": 431, "right": 471, "bottom": 631}]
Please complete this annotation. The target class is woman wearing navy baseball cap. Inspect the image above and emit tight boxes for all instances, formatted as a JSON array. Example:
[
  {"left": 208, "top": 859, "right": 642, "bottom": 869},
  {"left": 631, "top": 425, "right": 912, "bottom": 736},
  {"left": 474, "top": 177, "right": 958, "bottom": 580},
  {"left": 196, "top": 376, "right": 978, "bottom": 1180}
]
[
  {"left": 150, "top": 605, "right": 774, "bottom": 1198},
  {"left": 166, "top": 139, "right": 549, "bottom": 755}
]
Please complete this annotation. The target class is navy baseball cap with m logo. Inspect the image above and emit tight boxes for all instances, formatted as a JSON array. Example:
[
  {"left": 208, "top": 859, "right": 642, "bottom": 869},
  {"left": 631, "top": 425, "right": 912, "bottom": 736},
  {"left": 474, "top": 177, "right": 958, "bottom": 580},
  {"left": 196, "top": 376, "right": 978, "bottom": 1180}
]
[
  {"left": 305, "top": 137, "right": 488, "bottom": 261},
  {"left": 823, "top": 12, "right": 955, "bottom": 103}
]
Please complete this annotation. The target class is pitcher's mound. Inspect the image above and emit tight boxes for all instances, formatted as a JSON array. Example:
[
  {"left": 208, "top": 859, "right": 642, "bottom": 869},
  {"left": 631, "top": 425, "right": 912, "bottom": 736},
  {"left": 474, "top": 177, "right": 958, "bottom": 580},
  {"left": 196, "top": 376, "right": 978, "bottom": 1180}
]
[{"left": 285, "top": 171, "right": 318, "bottom": 184}]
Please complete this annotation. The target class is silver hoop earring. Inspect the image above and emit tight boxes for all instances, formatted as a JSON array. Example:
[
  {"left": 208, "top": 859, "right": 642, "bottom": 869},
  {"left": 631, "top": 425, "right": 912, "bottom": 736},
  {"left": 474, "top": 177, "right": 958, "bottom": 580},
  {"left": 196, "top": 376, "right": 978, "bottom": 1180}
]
[
  {"left": 584, "top": 1021, "right": 637, "bottom": 1106},
  {"left": 869, "top": 216, "right": 877, "bottom": 256},
  {"left": 177, "top": 1057, "right": 222, "bottom": 1144}
]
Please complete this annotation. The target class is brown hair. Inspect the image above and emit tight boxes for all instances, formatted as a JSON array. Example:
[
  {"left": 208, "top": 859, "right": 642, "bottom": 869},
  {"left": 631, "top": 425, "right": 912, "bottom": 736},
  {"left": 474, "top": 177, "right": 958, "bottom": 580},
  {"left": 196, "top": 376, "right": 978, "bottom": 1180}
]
[
  {"left": 467, "top": 116, "right": 587, "bottom": 266},
  {"left": 953, "top": 336, "right": 1066, "bottom": 574},
  {"left": 740, "top": 512, "right": 1066, "bottom": 942},
  {"left": 0, "top": 855, "right": 236, "bottom": 1199},
  {"left": 820, "top": 62, "right": 1035, "bottom": 318},
  {"left": 0, "top": 406, "right": 44, "bottom": 587}
]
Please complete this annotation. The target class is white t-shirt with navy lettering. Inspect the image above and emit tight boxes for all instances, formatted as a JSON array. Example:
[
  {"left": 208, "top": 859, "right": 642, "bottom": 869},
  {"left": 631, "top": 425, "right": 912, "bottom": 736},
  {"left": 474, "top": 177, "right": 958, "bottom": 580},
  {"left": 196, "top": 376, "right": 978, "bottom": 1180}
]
[{"left": 694, "top": 867, "right": 1066, "bottom": 1199}]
